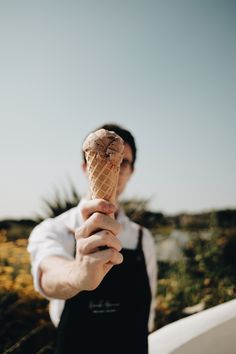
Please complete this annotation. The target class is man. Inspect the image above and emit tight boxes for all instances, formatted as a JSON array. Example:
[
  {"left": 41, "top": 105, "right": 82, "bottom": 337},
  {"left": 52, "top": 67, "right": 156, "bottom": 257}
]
[{"left": 28, "top": 123, "right": 157, "bottom": 354}]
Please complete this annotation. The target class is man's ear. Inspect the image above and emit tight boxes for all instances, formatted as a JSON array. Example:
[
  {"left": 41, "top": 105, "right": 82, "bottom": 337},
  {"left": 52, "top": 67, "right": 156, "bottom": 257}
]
[{"left": 81, "top": 161, "right": 87, "bottom": 174}]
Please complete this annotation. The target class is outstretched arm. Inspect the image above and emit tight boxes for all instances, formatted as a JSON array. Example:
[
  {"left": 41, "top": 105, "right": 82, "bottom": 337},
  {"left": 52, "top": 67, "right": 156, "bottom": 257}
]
[{"left": 39, "top": 199, "right": 123, "bottom": 299}]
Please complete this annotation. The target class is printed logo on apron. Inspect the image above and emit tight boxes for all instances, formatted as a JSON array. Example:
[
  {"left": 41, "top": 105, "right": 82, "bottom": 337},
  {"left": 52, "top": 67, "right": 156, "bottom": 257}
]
[{"left": 89, "top": 299, "right": 121, "bottom": 314}]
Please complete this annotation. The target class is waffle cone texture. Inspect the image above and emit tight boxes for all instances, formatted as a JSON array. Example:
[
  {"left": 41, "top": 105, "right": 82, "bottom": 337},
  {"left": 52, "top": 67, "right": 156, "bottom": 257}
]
[{"left": 83, "top": 129, "right": 124, "bottom": 203}]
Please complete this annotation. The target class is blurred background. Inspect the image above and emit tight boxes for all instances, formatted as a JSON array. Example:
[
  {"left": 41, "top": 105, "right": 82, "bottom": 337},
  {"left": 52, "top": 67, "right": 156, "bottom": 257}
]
[{"left": 0, "top": 0, "right": 236, "bottom": 353}]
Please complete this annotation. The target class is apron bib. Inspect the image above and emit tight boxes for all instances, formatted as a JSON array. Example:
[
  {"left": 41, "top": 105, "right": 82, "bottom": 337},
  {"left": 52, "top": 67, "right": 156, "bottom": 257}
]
[{"left": 56, "top": 228, "right": 151, "bottom": 354}]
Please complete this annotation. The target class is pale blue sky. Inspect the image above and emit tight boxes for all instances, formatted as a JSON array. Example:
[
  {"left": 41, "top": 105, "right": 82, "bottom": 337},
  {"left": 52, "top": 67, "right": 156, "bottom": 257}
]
[{"left": 0, "top": 0, "right": 235, "bottom": 219}]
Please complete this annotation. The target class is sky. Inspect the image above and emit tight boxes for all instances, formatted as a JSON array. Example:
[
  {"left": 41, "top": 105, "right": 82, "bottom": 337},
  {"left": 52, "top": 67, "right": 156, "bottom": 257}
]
[{"left": 0, "top": 0, "right": 236, "bottom": 220}]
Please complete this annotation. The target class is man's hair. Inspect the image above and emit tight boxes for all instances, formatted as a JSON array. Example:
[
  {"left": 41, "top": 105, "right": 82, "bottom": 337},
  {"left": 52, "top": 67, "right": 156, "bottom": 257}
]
[{"left": 82, "top": 123, "right": 137, "bottom": 168}]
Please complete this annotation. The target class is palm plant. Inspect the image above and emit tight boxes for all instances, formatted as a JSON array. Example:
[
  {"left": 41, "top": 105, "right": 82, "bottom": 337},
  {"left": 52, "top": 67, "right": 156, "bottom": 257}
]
[{"left": 37, "top": 181, "right": 80, "bottom": 221}]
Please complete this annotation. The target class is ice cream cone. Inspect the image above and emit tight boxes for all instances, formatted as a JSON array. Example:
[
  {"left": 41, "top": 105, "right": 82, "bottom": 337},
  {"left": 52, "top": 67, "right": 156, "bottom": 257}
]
[{"left": 83, "top": 129, "right": 124, "bottom": 206}]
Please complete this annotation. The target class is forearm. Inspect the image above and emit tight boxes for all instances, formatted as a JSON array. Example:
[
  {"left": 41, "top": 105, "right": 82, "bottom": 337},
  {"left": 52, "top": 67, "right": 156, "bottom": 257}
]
[{"left": 39, "top": 256, "right": 81, "bottom": 300}]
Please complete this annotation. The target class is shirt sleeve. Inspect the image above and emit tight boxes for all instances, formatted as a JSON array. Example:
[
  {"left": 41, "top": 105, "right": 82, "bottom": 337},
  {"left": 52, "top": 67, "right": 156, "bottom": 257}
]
[
  {"left": 27, "top": 217, "right": 75, "bottom": 297},
  {"left": 142, "top": 227, "right": 158, "bottom": 333}
]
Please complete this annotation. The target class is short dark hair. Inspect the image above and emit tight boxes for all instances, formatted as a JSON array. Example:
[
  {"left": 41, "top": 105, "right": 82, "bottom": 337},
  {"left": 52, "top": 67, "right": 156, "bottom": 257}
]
[{"left": 82, "top": 123, "right": 137, "bottom": 168}]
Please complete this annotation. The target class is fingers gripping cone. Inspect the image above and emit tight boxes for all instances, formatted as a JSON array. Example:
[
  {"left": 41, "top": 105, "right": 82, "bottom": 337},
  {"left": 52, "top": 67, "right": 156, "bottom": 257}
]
[{"left": 83, "top": 129, "right": 124, "bottom": 210}]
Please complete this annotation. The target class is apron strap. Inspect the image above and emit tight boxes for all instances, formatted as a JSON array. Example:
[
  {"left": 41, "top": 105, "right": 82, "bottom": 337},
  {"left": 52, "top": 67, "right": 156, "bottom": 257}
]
[{"left": 137, "top": 227, "right": 143, "bottom": 250}]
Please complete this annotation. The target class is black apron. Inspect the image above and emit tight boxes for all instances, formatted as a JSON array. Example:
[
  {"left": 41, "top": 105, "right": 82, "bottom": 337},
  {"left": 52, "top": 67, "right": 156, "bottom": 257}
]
[{"left": 56, "top": 228, "right": 151, "bottom": 354}]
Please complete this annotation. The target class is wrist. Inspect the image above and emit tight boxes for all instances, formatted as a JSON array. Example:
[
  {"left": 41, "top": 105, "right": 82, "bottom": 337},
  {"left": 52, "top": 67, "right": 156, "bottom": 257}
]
[
  {"left": 40, "top": 256, "right": 82, "bottom": 299},
  {"left": 66, "top": 260, "right": 83, "bottom": 297}
]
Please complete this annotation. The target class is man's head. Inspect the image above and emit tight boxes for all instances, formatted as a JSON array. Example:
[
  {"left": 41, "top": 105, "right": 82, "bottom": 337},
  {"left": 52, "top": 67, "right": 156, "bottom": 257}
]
[
  {"left": 82, "top": 123, "right": 136, "bottom": 169},
  {"left": 82, "top": 123, "right": 137, "bottom": 198}
]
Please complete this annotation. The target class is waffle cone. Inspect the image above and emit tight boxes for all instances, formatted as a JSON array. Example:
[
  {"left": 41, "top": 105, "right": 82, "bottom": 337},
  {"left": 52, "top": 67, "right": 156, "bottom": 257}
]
[
  {"left": 83, "top": 129, "right": 124, "bottom": 206},
  {"left": 85, "top": 150, "right": 120, "bottom": 203}
]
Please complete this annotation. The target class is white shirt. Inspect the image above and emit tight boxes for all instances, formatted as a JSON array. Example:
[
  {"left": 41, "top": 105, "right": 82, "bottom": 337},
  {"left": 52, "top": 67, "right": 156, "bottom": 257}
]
[{"left": 27, "top": 200, "right": 158, "bottom": 332}]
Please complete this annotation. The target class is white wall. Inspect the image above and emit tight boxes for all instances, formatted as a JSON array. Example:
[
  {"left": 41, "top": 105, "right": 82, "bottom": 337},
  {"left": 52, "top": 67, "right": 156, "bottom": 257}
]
[{"left": 149, "top": 299, "right": 236, "bottom": 354}]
